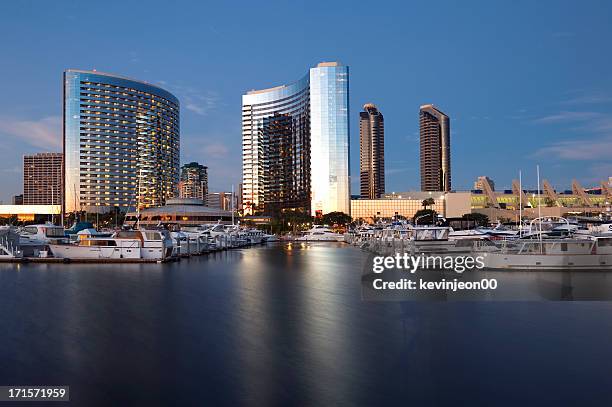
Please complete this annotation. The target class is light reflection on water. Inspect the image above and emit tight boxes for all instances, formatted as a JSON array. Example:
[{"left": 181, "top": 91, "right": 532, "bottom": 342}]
[{"left": 1, "top": 244, "right": 612, "bottom": 405}]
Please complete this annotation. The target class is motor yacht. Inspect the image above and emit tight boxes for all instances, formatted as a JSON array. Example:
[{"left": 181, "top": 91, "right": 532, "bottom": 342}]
[
  {"left": 49, "top": 229, "right": 173, "bottom": 261},
  {"left": 297, "top": 225, "right": 344, "bottom": 242},
  {"left": 475, "top": 235, "right": 612, "bottom": 270},
  {"left": 18, "top": 223, "right": 67, "bottom": 256}
]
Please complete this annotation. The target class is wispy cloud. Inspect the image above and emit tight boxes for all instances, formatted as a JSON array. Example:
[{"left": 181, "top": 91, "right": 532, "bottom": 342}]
[
  {"left": 0, "top": 116, "right": 61, "bottom": 150},
  {"left": 184, "top": 92, "right": 220, "bottom": 116},
  {"left": 533, "top": 136, "right": 612, "bottom": 160},
  {"left": 532, "top": 111, "right": 599, "bottom": 124},
  {"left": 155, "top": 81, "right": 221, "bottom": 116},
  {"left": 201, "top": 142, "right": 230, "bottom": 157},
  {"left": 560, "top": 91, "right": 612, "bottom": 106},
  {"left": 532, "top": 109, "right": 612, "bottom": 161}
]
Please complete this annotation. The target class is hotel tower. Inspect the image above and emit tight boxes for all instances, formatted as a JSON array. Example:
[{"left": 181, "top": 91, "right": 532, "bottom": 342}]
[
  {"left": 419, "top": 104, "right": 451, "bottom": 192},
  {"left": 359, "top": 103, "right": 385, "bottom": 199},
  {"left": 241, "top": 62, "right": 350, "bottom": 216},
  {"left": 63, "top": 70, "right": 180, "bottom": 214}
]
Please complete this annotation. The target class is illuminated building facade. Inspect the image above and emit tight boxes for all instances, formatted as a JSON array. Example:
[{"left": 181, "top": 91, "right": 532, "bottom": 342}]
[
  {"left": 420, "top": 104, "right": 451, "bottom": 192},
  {"left": 179, "top": 162, "right": 208, "bottom": 204},
  {"left": 241, "top": 62, "right": 350, "bottom": 216},
  {"left": 359, "top": 103, "right": 385, "bottom": 199},
  {"left": 63, "top": 70, "right": 179, "bottom": 214},
  {"left": 23, "top": 153, "right": 63, "bottom": 205}
]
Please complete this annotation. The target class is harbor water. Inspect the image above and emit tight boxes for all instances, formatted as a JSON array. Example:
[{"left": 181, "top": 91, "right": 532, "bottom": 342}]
[{"left": 1, "top": 243, "right": 612, "bottom": 405}]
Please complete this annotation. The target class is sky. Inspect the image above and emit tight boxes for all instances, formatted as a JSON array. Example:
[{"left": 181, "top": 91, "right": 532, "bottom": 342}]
[{"left": 0, "top": 0, "right": 611, "bottom": 202}]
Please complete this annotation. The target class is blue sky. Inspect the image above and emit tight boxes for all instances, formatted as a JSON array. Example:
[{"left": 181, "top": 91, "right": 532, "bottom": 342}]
[{"left": 0, "top": 0, "right": 611, "bottom": 202}]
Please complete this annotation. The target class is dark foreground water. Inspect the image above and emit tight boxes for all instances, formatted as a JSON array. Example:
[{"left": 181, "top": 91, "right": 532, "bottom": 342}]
[{"left": 1, "top": 243, "right": 612, "bottom": 406}]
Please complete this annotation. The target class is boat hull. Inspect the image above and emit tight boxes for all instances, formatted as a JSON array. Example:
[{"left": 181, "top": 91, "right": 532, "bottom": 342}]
[
  {"left": 481, "top": 252, "right": 612, "bottom": 270},
  {"left": 49, "top": 244, "right": 141, "bottom": 259}
]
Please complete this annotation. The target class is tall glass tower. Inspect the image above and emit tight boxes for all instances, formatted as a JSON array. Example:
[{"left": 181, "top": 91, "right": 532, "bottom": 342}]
[
  {"left": 359, "top": 103, "right": 385, "bottom": 199},
  {"left": 419, "top": 104, "right": 451, "bottom": 192},
  {"left": 241, "top": 62, "right": 350, "bottom": 217},
  {"left": 63, "top": 70, "right": 180, "bottom": 214},
  {"left": 310, "top": 62, "right": 350, "bottom": 216},
  {"left": 241, "top": 74, "right": 310, "bottom": 215}
]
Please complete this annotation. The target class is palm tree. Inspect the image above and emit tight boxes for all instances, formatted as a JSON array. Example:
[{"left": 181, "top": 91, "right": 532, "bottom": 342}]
[{"left": 422, "top": 197, "right": 435, "bottom": 209}]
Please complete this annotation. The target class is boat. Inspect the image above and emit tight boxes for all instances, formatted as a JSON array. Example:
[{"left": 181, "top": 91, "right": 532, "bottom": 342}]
[
  {"left": 475, "top": 235, "right": 612, "bottom": 270},
  {"left": 49, "top": 229, "right": 173, "bottom": 261},
  {"left": 262, "top": 233, "right": 279, "bottom": 242},
  {"left": 18, "top": 223, "right": 68, "bottom": 256},
  {"left": 297, "top": 225, "right": 344, "bottom": 242}
]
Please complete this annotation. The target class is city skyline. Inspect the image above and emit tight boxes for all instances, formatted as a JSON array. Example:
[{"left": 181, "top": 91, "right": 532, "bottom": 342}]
[{"left": 1, "top": 1, "right": 611, "bottom": 203}]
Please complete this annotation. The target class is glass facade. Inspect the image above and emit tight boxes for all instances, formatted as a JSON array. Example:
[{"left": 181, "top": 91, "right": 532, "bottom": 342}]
[
  {"left": 179, "top": 162, "right": 208, "bottom": 203},
  {"left": 310, "top": 62, "right": 350, "bottom": 216},
  {"left": 64, "top": 70, "right": 180, "bottom": 214},
  {"left": 351, "top": 198, "right": 445, "bottom": 220},
  {"left": 241, "top": 62, "right": 350, "bottom": 217},
  {"left": 419, "top": 104, "right": 451, "bottom": 192},
  {"left": 242, "top": 74, "right": 310, "bottom": 215}
]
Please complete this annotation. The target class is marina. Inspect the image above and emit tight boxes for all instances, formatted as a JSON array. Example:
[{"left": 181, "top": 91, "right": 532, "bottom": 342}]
[
  {"left": 346, "top": 216, "right": 612, "bottom": 271},
  {"left": 0, "top": 220, "right": 277, "bottom": 263}
]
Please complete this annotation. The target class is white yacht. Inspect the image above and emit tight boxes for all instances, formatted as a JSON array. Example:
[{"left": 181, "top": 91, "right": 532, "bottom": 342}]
[
  {"left": 297, "top": 225, "right": 344, "bottom": 242},
  {"left": 475, "top": 236, "right": 612, "bottom": 270},
  {"left": 19, "top": 223, "right": 66, "bottom": 245},
  {"left": 18, "top": 223, "right": 67, "bottom": 256},
  {"left": 49, "top": 229, "right": 173, "bottom": 261},
  {"left": 263, "top": 233, "right": 279, "bottom": 242}
]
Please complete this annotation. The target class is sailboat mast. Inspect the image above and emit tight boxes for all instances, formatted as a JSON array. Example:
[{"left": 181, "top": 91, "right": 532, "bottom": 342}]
[
  {"left": 537, "top": 165, "right": 542, "bottom": 250},
  {"left": 231, "top": 184, "right": 235, "bottom": 226},
  {"left": 519, "top": 170, "right": 522, "bottom": 237}
]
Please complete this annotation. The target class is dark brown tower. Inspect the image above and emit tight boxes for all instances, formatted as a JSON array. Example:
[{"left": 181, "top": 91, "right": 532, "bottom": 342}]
[
  {"left": 419, "top": 104, "right": 451, "bottom": 192},
  {"left": 360, "top": 103, "right": 385, "bottom": 199}
]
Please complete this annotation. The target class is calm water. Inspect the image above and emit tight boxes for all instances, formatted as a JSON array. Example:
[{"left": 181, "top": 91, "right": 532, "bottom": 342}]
[{"left": 1, "top": 243, "right": 612, "bottom": 406}]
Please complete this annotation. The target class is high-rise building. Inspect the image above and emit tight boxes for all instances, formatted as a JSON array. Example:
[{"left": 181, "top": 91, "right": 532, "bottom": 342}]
[
  {"left": 206, "top": 192, "right": 235, "bottom": 211},
  {"left": 179, "top": 162, "right": 208, "bottom": 204},
  {"left": 310, "top": 62, "right": 351, "bottom": 216},
  {"left": 419, "top": 104, "right": 451, "bottom": 192},
  {"left": 23, "top": 153, "right": 63, "bottom": 205},
  {"left": 63, "top": 70, "right": 180, "bottom": 214},
  {"left": 474, "top": 176, "right": 495, "bottom": 191},
  {"left": 359, "top": 103, "right": 385, "bottom": 199},
  {"left": 241, "top": 62, "right": 350, "bottom": 216}
]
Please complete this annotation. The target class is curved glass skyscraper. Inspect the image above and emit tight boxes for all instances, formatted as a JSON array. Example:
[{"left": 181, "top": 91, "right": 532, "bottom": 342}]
[
  {"left": 242, "top": 74, "right": 311, "bottom": 215},
  {"left": 241, "top": 62, "right": 350, "bottom": 216},
  {"left": 63, "top": 70, "right": 180, "bottom": 214}
]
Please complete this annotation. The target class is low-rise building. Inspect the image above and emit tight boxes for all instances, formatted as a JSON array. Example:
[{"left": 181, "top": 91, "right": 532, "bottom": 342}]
[
  {"left": 351, "top": 191, "right": 471, "bottom": 221},
  {"left": 125, "top": 198, "right": 232, "bottom": 227}
]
